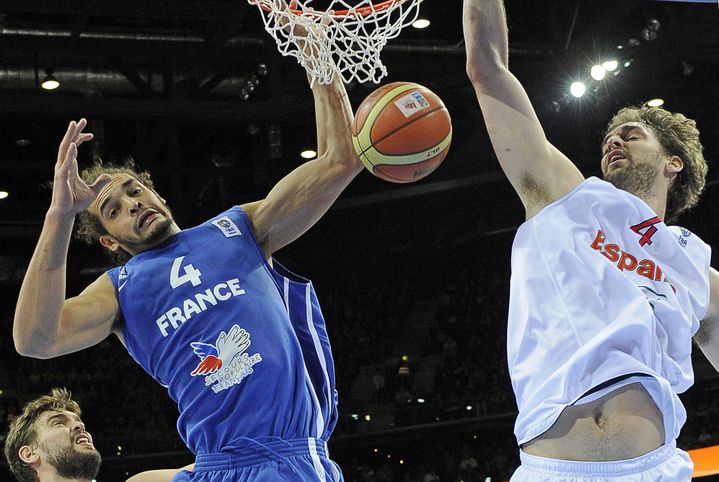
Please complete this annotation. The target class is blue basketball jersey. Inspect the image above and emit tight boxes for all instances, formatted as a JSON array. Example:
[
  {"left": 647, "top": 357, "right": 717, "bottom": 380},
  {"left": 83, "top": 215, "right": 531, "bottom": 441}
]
[{"left": 106, "top": 206, "right": 339, "bottom": 457}]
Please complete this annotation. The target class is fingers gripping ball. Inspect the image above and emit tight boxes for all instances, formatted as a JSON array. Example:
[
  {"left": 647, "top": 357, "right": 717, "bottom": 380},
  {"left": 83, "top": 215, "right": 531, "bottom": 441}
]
[{"left": 352, "top": 82, "right": 452, "bottom": 183}]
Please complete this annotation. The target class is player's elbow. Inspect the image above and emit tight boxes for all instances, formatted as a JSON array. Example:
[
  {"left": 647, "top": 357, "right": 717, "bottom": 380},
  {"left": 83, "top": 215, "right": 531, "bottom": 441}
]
[
  {"left": 466, "top": 61, "right": 483, "bottom": 84},
  {"left": 13, "top": 326, "right": 55, "bottom": 359},
  {"left": 466, "top": 60, "right": 506, "bottom": 88},
  {"left": 14, "top": 338, "right": 44, "bottom": 358}
]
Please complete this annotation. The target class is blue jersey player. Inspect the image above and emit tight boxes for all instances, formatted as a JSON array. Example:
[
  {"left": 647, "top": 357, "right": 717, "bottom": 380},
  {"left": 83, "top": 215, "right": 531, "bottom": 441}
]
[{"left": 13, "top": 55, "right": 361, "bottom": 481}]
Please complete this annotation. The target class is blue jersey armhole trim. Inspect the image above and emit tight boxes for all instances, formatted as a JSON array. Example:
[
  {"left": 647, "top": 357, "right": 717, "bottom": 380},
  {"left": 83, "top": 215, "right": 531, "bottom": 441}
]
[
  {"left": 231, "top": 206, "right": 313, "bottom": 287},
  {"left": 105, "top": 266, "right": 121, "bottom": 289},
  {"left": 104, "top": 266, "right": 132, "bottom": 350}
]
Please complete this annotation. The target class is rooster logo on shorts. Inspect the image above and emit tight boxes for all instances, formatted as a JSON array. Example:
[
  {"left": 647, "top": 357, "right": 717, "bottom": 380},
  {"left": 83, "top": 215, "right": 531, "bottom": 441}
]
[{"left": 190, "top": 324, "right": 250, "bottom": 376}]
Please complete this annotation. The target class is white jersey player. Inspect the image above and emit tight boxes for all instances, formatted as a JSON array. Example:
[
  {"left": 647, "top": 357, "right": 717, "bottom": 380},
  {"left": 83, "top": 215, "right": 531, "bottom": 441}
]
[{"left": 463, "top": 1, "right": 719, "bottom": 480}]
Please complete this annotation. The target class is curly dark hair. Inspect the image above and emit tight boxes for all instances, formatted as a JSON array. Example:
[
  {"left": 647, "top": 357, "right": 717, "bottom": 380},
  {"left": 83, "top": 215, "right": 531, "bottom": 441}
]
[
  {"left": 76, "top": 159, "right": 155, "bottom": 265},
  {"left": 604, "top": 106, "right": 708, "bottom": 223},
  {"left": 4, "top": 388, "right": 82, "bottom": 482}
]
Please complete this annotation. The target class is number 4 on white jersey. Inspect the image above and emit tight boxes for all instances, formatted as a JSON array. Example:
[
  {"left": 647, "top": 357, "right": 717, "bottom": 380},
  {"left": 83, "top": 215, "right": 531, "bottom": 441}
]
[{"left": 170, "top": 256, "right": 202, "bottom": 289}]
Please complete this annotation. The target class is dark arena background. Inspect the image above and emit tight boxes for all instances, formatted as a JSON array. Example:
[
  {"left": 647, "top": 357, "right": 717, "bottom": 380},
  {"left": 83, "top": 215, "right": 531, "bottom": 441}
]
[{"left": 2, "top": 1, "right": 719, "bottom": 481}]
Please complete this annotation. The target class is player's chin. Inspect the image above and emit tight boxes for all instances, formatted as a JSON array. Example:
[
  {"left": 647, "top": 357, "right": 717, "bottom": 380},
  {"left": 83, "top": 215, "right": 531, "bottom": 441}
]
[
  {"left": 142, "top": 217, "right": 173, "bottom": 242},
  {"left": 604, "top": 165, "right": 625, "bottom": 180}
]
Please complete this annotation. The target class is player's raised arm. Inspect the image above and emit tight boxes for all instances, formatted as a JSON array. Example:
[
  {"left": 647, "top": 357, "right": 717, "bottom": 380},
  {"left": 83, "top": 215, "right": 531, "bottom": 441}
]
[
  {"left": 13, "top": 119, "right": 119, "bottom": 359},
  {"left": 242, "top": 13, "right": 362, "bottom": 258},
  {"left": 244, "top": 74, "right": 361, "bottom": 258},
  {"left": 463, "top": 0, "right": 584, "bottom": 218}
]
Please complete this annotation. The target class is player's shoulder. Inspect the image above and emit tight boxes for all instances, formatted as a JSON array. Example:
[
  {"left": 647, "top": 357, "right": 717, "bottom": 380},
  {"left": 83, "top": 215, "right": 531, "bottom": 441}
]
[
  {"left": 201, "top": 206, "right": 249, "bottom": 238},
  {"left": 665, "top": 225, "right": 708, "bottom": 250}
]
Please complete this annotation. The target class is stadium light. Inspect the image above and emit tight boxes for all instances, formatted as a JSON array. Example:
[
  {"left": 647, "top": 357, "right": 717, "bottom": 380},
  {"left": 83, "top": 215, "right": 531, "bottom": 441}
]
[
  {"left": 590, "top": 65, "right": 606, "bottom": 81},
  {"left": 570, "top": 82, "right": 586, "bottom": 98},
  {"left": 41, "top": 69, "right": 60, "bottom": 90},
  {"left": 603, "top": 60, "right": 619, "bottom": 72}
]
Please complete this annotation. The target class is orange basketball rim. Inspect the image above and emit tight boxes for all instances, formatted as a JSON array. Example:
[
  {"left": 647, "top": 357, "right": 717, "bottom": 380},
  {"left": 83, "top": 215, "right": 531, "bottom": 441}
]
[{"left": 255, "top": 0, "right": 409, "bottom": 19}]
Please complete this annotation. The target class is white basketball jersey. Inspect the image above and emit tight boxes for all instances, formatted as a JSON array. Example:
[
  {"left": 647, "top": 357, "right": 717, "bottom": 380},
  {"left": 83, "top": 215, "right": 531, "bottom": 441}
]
[{"left": 508, "top": 177, "right": 711, "bottom": 445}]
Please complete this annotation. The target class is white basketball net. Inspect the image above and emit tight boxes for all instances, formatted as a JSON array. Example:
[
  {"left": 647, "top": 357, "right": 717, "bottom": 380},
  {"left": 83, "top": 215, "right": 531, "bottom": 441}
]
[{"left": 248, "top": 0, "right": 423, "bottom": 84}]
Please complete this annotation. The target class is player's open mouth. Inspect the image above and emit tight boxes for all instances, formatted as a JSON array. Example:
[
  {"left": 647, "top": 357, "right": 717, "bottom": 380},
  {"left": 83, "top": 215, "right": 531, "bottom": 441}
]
[
  {"left": 74, "top": 434, "right": 93, "bottom": 447},
  {"left": 606, "top": 149, "right": 627, "bottom": 168},
  {"left": 138, "top": 210, "right": 159, "bottom": 230}
]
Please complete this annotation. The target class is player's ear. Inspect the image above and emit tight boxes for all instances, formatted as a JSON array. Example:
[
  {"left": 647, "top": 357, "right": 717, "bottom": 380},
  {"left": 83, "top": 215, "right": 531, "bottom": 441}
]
[
  {"left": 18, "top": 445, "right": 39, "bottom": 464},
  {"left": 665, "top": 155, "right": 684, "bottom": 179},
  {"left": 99, "top": 234, "right": 120, "bottom": 252}
]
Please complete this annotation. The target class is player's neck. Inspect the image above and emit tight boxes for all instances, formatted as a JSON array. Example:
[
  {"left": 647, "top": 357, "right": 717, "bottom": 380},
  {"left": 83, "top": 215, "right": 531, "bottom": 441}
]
[
  {"left": 635, "top": 187, "right": 668, "bottom": 222},
  {"left": 607, "top": 172, "right": 669, "bottom": 222}
]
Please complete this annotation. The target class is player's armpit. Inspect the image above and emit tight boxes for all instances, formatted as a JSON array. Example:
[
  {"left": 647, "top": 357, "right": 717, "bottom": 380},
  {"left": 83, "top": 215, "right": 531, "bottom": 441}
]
[{"left": 696, "top": 267, "right": 719, "bottom": 374}]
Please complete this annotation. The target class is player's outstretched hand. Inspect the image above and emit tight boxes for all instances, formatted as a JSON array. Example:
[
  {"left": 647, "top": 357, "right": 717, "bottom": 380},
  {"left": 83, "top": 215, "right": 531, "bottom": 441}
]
[
  {"left": 278, "top": 0, "right": 333, "bottom": 72},
  {"left": 50, "top": 119, "right": 112, "bottom": 217}
]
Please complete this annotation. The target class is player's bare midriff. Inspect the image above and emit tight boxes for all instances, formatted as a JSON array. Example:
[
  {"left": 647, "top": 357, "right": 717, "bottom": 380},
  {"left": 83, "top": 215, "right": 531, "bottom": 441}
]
[{"left": 521, "top": 382, "right": 665, "bottom": 461}]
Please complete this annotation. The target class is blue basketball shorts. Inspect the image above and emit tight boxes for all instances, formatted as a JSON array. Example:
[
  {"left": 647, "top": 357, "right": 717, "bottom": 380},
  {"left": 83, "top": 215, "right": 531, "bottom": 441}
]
[{"left": 172, "top": 438, "right": 343, "bottom": 482}]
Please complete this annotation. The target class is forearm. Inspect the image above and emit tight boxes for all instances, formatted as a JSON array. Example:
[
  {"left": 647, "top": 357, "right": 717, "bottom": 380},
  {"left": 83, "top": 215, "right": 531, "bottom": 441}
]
[
  {"left": 464, "top": 0, "right": 510, "bottom": 83},
  {"left": 310, "top": 75, "right": 358, "bottom": 165},
  {"left": 13, "top": 209, "right": 74, "bottom": 356},
  {"left": 253, "top": 150, "right": 361, "bottom": 253},
  {"left": 244, "top": 72, "right": 361, "bottom": 255}
]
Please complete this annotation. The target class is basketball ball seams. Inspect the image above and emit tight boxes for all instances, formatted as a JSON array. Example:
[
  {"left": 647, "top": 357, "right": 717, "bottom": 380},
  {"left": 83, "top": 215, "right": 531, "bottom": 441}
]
[
  {"left": 365, "top": 132, "right": 452, "bottom": 166},
  {"left": 361, "top": 152, "right": 376, "bottom": 171},
  {"left": 357, "top": 82, "right": 420, "bottom": 133},
  {"left": 374, "top": 170, "right": 410, "bottom": 182},
  {"left": 376, "top": 147, "right": 450, "bottom": 169},
  {"left": 364, "top": 84, "right": 421, "bottom": 127},
  {"left": 370, "top": 106, "right": 451, "bottom": 154},
  {"left": 367, "top": 96, "right": 445, "bottom": 145},
  {"left": 356, "top": 106, "right": 450, "bottom": 157},
  {"left": 352, "top": 132, "right": 367, "bottom": 160},
  {"left": 375, "top": 164, "right": 422, "bottom": 182},
  {"left": 354, "top": 83, "right": 420, "bottom": 149},
  {"left": 353, "top": 130, "right": 377, "bottom": 171},
  {"left": 372, "top": 153, "right": 449, "bottom": 183}
]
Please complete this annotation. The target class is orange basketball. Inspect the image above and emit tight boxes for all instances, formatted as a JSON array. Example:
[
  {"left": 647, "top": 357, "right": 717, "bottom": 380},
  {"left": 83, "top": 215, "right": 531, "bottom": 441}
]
[{"left": 352, "top": 82, "right": 452, "bottom": 183}]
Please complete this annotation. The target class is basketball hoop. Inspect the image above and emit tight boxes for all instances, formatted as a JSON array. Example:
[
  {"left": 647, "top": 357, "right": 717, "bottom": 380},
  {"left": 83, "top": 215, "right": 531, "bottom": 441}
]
[{"left": 248, "top": 0, "right": 423, "bottom": 84}]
